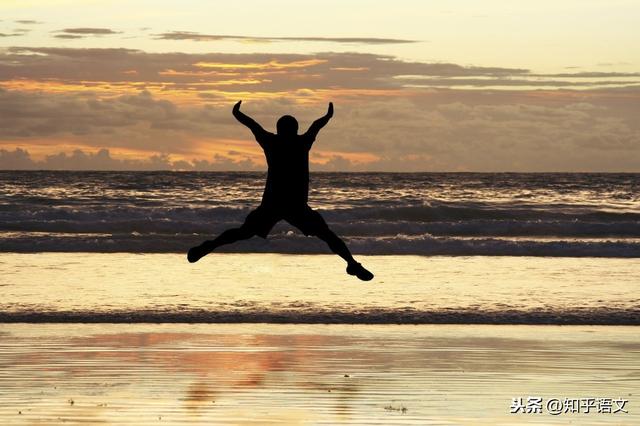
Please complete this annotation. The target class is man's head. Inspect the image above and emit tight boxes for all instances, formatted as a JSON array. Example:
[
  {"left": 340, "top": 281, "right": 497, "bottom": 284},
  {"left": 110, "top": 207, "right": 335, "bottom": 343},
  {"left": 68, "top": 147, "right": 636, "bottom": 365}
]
[{"left": 276, "top": 115, "right": 298, "bottom": 136}]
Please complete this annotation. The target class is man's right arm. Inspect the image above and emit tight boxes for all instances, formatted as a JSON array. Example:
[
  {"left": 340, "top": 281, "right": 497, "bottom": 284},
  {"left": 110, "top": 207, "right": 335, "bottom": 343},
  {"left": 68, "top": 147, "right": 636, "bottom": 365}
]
[{"left": 232, "top": 101, "right": 270, "bottom": 146}]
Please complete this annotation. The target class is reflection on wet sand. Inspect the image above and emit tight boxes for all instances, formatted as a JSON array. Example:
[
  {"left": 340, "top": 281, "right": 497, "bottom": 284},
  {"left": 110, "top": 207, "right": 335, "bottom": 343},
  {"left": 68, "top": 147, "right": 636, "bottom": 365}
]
[{"left": 0, "top": 324, "right": 638, "bottom": 425}]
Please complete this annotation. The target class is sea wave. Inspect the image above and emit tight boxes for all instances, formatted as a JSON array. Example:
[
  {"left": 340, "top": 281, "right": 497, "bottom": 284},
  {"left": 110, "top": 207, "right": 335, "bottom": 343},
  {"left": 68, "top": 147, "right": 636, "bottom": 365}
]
[
  {"left": 1, "top": 171, "right": 638, "bottom": 256},
  {"left": 1, "top": 204, "right": 639, "bottom": 236},
  {"left": 1, "top": 232, "right": 638, "bottom": 257}
]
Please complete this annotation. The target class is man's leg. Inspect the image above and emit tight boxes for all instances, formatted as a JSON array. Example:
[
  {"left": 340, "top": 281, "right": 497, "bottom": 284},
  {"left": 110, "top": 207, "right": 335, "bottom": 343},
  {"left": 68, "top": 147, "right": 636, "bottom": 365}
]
[
  {"left": 289, "top": 206, "right": 374, "bottom": 281},
  {"left": 187, "top": 226, "right": 254, "bottom": 263},
  {"left": 315, "top": 227, "right": 374, "bottom": 281},
  {"left": 188, "top": 205, "right": 277, "bottom": 263},
  {"left": 315, "top": 227, "right": 355, "bottom": 264}
]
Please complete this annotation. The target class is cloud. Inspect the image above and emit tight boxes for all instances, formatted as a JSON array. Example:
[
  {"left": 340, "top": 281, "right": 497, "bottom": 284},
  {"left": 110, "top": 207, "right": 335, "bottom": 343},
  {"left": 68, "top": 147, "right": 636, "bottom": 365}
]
[
  {"left": 14, "top": 20, "right": 43, "bottom": 25},
  {"left": 58, "top": 28, "right": 120, "bottom": 35},
  {"left": 52, "top": 28, "right": 121, "bottom": 39},
  {"left": 0, "top": 89, "right": 207, "bottom": 152},
  {"left": 397, "top": 76, "right": 640, "bottom": 89},
  {"left": 53, "top": 34, "right": 84, "bottom": 39},
  {"left": 597, "top": 62, "right": 633, "bottom": 67},
  {"left": 0, "top": 147, "right": 263, "bottom": 171},
  {"left": 0, "top": 47, "right": 639, "bottom": 171},
  {"left": 0, "top": 29, "right": 30, "bottom": 37},
  {"left": 155, "top": 31, "right": 418, "bottom": 44},
  {"left": 0, "top": 47, "right": 533, "bottom": 98},
  {"left": 536, "top": 72, "right": 640, "bottom": 78},
  {"left": 1, "top": 88, "right": 639, "bottom": 171},
  {"left": 2, "top": 47, "right": 636, "bottom": 97},
  {"left": 0, "top": 147, "right": 34, "bottom": 169},
  {"left": 334, "top": 98, "right": 640, "bottom": 171}
]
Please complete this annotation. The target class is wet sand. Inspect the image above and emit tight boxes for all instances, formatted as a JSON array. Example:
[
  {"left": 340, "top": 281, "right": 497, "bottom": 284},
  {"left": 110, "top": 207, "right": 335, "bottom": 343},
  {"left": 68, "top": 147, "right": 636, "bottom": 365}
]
[
  {"left": 1, "top": 254, "right": 639, "bottom": 324},
  {"left": 0, "top": 323, "right": 637, "bottom": 425}
]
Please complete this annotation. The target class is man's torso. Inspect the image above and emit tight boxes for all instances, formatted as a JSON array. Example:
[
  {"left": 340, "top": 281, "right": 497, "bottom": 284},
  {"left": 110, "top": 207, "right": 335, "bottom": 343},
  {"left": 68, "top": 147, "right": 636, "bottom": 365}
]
[{"left": 258, "top": 133, "right": 312, "bottom": 207}]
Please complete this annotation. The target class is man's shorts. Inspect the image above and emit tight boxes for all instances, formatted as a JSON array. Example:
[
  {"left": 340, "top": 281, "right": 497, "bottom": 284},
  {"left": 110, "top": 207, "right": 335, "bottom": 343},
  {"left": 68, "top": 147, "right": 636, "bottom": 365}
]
[{"left": 241, "top": 204, "right": 329, "bottom": 238}]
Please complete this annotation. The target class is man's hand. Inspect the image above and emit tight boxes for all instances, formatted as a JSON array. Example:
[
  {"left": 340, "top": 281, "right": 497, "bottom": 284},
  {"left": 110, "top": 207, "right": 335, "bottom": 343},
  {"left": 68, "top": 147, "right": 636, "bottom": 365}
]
[
  {"left": 327, "top": 102, "right": 334, "bottom": 118},
  {"left": 231, "top": 100, "right": 269, "bottom": 143}
]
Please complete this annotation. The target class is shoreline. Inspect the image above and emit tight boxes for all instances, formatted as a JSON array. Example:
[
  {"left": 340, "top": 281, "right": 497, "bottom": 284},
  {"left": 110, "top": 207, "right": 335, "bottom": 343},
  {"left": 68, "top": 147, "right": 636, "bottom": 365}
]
[{"left": 2, "top": 253, "right": 638, "bottom": 327}]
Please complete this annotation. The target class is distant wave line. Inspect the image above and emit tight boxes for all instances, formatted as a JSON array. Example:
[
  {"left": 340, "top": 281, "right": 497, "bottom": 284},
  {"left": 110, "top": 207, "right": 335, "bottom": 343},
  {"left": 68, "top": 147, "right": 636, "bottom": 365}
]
[
  {"left": 1, "top": 233, "right": 638, "bottom": 257},
  {"left": 1, "top": 308, "right": 638, "bottom": 325}
]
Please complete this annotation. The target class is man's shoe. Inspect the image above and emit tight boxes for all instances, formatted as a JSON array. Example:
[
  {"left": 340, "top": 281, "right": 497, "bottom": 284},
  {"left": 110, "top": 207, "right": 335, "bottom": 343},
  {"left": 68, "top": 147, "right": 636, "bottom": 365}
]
[
  {"left": 346, "top": 262, "right": 374, "bottom": 281},
  {"left": 187, "top": 244, "right": 208, "bottom": 263}
]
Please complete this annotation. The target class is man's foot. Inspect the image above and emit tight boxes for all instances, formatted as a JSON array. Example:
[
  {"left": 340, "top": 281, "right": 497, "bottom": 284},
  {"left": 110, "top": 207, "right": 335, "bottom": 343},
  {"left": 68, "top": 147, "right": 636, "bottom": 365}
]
[
  {"left": 346, "top": 262, "right": 374, "bottom": 281},
  {"left": 187, "top": 243, "right": 211, "bottom": 263}
]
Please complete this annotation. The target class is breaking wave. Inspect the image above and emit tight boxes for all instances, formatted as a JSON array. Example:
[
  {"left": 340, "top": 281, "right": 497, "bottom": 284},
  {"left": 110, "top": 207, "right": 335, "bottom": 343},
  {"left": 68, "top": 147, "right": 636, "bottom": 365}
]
[{"left": 1, "top": 171, "right": 638, "bottom": 256}]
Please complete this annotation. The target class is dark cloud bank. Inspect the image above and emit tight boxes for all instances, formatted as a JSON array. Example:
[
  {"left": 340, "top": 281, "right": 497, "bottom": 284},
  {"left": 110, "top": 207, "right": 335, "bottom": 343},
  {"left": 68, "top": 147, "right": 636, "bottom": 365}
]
[{"left": 0, "top": 147, "right": 261, "bottom": 171}]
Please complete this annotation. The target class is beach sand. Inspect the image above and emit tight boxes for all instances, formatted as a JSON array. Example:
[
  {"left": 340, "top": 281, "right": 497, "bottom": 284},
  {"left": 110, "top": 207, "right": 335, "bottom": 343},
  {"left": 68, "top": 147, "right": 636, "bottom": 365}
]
[
  {"left": 0, "top": 323, "right": 637, "bottom": 425},
  {"left": 0, "top": 253, "right": 639, "bottom": 323},
  {"left": 0, "top": 253, "right": 638, "bottom": 424}
]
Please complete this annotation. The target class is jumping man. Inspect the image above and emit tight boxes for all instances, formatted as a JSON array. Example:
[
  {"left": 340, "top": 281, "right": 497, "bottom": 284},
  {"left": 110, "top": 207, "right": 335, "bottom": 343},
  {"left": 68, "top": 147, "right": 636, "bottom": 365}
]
[{"left": 187, "top": 101, "right": 374, "bottom": 281}]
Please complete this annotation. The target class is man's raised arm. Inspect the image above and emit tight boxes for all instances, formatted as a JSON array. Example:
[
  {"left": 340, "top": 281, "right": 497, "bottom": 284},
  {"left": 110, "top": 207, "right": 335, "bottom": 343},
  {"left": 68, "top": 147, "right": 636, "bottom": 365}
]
[
  {"left": 304, "top": 102, "right": 333, "bottom": 148},
  {"left": 232, "top": 101, "right": 268, "bottom": 142}
]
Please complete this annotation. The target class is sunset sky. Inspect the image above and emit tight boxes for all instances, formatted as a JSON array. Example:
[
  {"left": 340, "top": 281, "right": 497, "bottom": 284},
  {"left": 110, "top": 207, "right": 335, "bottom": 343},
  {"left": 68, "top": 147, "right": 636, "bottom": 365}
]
[{"left": 1, "top": 0, "right": 639, "bottom": 171}]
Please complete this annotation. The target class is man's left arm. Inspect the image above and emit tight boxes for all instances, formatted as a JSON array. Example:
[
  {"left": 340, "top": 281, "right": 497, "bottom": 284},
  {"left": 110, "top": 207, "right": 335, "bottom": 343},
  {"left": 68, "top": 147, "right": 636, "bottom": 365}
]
[{"left": 303, "top": 102, "right": 333, "bottom": 149}]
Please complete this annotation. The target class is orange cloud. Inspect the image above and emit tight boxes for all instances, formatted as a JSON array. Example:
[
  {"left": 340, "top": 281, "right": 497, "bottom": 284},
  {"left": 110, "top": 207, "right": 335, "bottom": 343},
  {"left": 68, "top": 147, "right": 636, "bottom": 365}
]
[
  {"left": 158, "top": 69, "right": 241, "bottom": 77},
  {"left": 193, "top": 59, "right": 327, "bottom": 70},
  {"left": 0, "top": 78, "right": 407, "bottom": 108},
  {"left": 329, "top": 67, "right": 370, "bottom": 72}
]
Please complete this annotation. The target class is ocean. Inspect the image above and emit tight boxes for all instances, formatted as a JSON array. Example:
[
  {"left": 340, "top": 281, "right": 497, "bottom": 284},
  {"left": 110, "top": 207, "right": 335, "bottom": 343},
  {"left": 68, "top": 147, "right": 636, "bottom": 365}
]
[{"left": 1, "top": 171, "right": 639, "bottom": 256}]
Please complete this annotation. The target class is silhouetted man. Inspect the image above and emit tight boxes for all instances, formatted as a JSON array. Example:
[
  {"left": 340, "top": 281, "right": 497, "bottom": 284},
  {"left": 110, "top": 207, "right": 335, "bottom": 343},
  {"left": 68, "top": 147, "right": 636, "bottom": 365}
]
[{"left": 188, "top": 101, "right": 374, "bottom": 281}]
